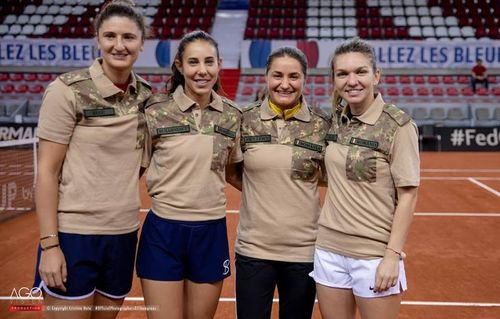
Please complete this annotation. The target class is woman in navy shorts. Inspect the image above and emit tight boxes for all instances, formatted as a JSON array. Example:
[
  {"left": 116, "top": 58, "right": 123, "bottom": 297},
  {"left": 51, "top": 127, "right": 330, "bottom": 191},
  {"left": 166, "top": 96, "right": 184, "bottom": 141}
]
[
  {"left": 34, "top": 1, "right": 151, "bottom": 318},
  {"left": 136, "top": 30, "right": 242, "bottom": 319}
]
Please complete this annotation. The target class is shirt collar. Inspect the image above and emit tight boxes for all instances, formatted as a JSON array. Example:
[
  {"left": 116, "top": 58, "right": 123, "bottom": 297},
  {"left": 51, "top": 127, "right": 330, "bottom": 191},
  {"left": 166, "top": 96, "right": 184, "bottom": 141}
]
[
  {"left": 260, "top": 96, "right": 311, "bottom": 122},
  {"left": 341, "top": 93, "right": 385, "bottom": 125},
  {"left": 89, "top": 58, "right": 138, "bottom": 97},
  {"left": 173, "top": 85, "right": 224, "bottom": 112}
]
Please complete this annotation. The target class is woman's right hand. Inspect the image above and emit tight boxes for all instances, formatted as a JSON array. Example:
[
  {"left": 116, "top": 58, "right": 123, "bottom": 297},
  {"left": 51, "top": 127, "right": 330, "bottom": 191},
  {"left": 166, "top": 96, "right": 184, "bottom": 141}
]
[{"left": 39, "top": 248, "right": 67, "bottom": 292}]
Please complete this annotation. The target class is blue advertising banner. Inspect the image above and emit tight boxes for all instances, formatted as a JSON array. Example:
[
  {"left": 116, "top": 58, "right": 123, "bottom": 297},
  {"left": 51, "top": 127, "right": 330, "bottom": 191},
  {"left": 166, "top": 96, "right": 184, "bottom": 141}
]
[
  {"left": 0, "top": 39, "right": 176, "bottom": 68},
  {"left": 241, "top": 39, "right": 500, "bottom": 69}
]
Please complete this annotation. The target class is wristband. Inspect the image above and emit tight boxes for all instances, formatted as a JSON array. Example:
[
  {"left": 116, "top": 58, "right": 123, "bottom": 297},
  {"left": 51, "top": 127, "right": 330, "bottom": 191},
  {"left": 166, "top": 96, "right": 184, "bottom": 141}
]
[
  {"left": 40, "top": 234, "right": 58, "bottom": 241},
  {"left": 386, "top": 247, "right": 402, "bottom": 257},
  {"left": 41, "top": 244, "right": 60, "bottom": 251}
]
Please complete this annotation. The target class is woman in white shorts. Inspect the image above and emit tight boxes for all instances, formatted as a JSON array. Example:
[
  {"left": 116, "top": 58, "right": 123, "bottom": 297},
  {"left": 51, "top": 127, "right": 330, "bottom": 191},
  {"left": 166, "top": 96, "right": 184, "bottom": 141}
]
[{"left": 310, "top": 37, "right": 420, "bottom": 319}]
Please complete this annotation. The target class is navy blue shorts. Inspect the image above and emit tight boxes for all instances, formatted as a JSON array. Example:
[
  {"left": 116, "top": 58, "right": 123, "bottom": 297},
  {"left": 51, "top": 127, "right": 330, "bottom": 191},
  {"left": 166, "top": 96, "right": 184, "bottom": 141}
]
[
  {"left": 33, "top": 231, "right": 137, "bottom": 300},
  {"left": 136, "top": 211, "right": 230, "bottom": 283}
]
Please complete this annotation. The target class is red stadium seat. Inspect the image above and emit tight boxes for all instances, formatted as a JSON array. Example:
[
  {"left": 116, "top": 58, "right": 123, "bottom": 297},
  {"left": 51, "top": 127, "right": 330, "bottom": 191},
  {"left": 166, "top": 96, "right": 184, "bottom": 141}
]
[
  {"left": 431, "top": 87, "right": 444, "bottom": 96},
  {"left": 416, "top": 87, "right": 429, "bottom": 96},
  {"left": 446, "top": 87, "right": 459, "bottom": 96},
  {"left": 29, "top": 84, "right": 45, "bottom": 94},
  {"left": 383, "top": 28, "right": 396, "bottom": 39},
  {"left": 402, "top": 87, "right": 414, "bottom": 96},
  {"left": 492, "top": 87, "right": 500, "bottom": 96},
  {"left": 149, "top": 75, "right": 163, "bottom": 83},
  {"left": 488, "top": 76, "right": 497, "bottom": 84},
  {"left": 314, "top": 87, "right": 327, "bottom": 96},
  {"left": 476, "top": 87, "right": 489, "bottom": 96},
  {"left": 461, "top": 86, "right": 474, "bottom": 96},
  {"left": 241, "top": 86, "right": 254, "bottom": 96},
  {"left": 1, "top": 84, "right": 15, "bottom": 93},
  {"left": 244, "top": 28, "right": 254, "bottom": 39},
  {"left": 38, "top": 73, "right": 53, "bottom": 82},
  {"left": 15, "top": 84, "right": 29, "bottom": 93},
  {"left": 384, "top": 76, "right": 397, "bottom": 84},
  {"left": 387, "top": 87, "right": 399, "bottom": 96},
  {"left": 442, "top": 75, "right": 455, "bottom": 84},
  {"left": 314, "top": 76, "right": 326, "bottom": 84},
  {"left": 0, "top": 73, "right": 9, "bottom": 81},
  {"left": 399, "top": 76, "right": 411, "bottom": 84},
  {"left": 243, "top": 76, "right": 256, "bottom": 84},
  {"left": 10, "top": 73, "right": 23, "bottom": 81},
  {"left": 427, "top": 76, "right": 440, "bottom": 84},
  {"left": 413, "top": 76, "right": 425, "bottom": 84},
  {"left": 295, "top": 28, "right": 306, "bottom": 38},
  {"left": 457, "top": 75, "right": 469, "bottom": 84},
  {"left": 24, "top": 73, "right": 37, "bottom": 81}
]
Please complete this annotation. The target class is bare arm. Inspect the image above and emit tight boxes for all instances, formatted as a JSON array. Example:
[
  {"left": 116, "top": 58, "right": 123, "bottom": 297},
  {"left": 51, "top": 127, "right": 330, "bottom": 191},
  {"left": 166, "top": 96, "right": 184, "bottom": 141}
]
[
  {"left": 373, "top": 186, "right": 418, "bottom": 292},
  {"left": 35, "top": 139, "right": 68, "bottom": 292},
  {"left": 226, "top": 161, "right": 243, "bottom": 191}
]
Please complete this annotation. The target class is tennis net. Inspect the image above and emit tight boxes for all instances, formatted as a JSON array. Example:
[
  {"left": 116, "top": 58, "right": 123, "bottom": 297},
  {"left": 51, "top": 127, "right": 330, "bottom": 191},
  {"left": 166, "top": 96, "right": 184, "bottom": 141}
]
[{"left": 0, "top": 138, "right": 37, "bottom": 218}]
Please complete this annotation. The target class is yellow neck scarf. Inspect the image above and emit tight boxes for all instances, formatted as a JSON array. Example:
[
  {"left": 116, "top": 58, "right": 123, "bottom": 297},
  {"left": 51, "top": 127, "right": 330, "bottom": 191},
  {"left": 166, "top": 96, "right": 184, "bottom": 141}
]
[{"left": 268, "top": 99, "right": 301, "bottom": 120}]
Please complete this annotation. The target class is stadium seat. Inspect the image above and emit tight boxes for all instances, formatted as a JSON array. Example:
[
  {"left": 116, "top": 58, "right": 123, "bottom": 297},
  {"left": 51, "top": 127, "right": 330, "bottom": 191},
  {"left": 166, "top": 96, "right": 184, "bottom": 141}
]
[
  {"left": 494, "top": 108, "right": 500, "bottom": 121},
  {"left": 243, "top": 76, "right": 256, "bottom": 84},
  {"left": 241, "top": 86, "right": 254, "bottom": 96},
  {"left": 430, "top": 107, "right": 446, "bottom": 121},
  {"left": 430, "top": 86, "right": 445, "bottom": 97},
  {"left": 387, "top": 87, "right": 400, "bottom": 96},
  {"left": 399, "top": 76, "right": 411, "bottom": 84},
  {"left": 416, "top": 87, "right": 429, "bottom": 96},
  {"left": 474, "top": 107, "right": 491, "bottom": 121},
  {"left": 384, "top": 75, "right": 397, "bottom": 84},
  {"left": 476, "top": 87, "right": 489, "bottom": 96},
  {"left": 412, "top": 107, "right": 429, "bottom": 121},
  {"left": 461, "top": 87, "right": 474, "bottom": 96},
  {"left": 314, "top": 87, "right": 328, "bottom": 96},
  {"left": 446, "top": 87, "right": 459, "bottom": 96},
  {"left": 442, "top": 76, "right": 455, "bottom": 84},
  {"left": 29, "top": 84, "right": 45, "bottom": 94},
  {"left": 15, "top": 84, "right": 29, "bottom": 94},
  {"left": 428, "top": 76, "right": 440, "bottom": 84},
  {"left": 457, "top": 76, "right": 469, "bottom": 84},
  {"left": 402, "top": 87, "right": 414, "bottom": 96},
  {"left": 413, "top": 76, "right": 425, "bottom": 84},
  {"left": 1, "top": 84, "right": 15, "bottom": 94},
  {"left": 447, "top": 107, "right": 467, "bottom": 121}
]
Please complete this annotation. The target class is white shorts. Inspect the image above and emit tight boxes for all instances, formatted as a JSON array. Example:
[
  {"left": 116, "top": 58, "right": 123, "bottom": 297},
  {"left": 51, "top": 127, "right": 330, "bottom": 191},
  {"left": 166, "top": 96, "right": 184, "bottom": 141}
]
[{"left": 310, "top": 248, "right": 407, "bottom": 298}]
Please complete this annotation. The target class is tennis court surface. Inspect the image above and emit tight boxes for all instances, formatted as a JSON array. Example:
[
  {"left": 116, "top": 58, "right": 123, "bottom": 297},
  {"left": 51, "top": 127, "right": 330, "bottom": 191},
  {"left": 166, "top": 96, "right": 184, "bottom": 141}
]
[{"left": 1, "top": 152, "right": 499, "bottom": 318}]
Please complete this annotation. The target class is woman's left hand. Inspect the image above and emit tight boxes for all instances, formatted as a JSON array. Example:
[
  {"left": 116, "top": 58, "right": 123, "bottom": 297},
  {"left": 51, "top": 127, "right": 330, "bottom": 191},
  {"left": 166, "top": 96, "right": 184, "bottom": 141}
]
[{"left": 372, "top": 251, "right": 400, "bottom": 293}]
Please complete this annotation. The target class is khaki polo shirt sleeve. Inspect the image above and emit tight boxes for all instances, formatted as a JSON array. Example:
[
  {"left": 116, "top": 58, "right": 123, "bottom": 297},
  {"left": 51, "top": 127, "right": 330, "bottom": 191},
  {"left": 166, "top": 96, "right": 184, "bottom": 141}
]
[
  {"left": 229, "top": 133, "right": 243, "bottom": 163},
  {"left": 390, "top": 121, "right": 420, "bottom": 187},
  {"left": 141, "top": 124, "right": 152, "bottom": 168},
  {"left": 37, "top": 78, "right": 77, "bottom": 144}
]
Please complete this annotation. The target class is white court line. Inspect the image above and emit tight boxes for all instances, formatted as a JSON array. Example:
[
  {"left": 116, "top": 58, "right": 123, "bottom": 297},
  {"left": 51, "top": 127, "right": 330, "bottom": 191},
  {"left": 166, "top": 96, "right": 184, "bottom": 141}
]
[
  {"left": 132, "top": 298, "right": 500, "bottom": 307},
  {"left": 422, "top": 177, "right": 500, "bottom": 180},
  {"left": 414, "top": 212, "right": 500, "bottom": 217},
  {"left": 2, "top": 297, "right": 499, "bottom": 307},
  {"left": 421, "top": 169, "right": 500, "bottom": 173},
  {"left": 468, "top": 178, "right": 500, "bottom": 197}
]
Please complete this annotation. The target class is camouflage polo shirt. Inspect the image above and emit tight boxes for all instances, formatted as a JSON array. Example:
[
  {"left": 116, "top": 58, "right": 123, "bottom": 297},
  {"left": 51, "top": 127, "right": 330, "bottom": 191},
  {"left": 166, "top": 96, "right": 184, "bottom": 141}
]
[
  {"left": 236, "top": 97, "right": 331, "bottom": 262},
  {"left": 37, "top": 58, "right": 152, "bottom": 235},
  {"left": 317, "top": 94, "right": 420, "bottom": 259},
  {"left": 144, "top": 86, "right": 242, "bottom": 221}
]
